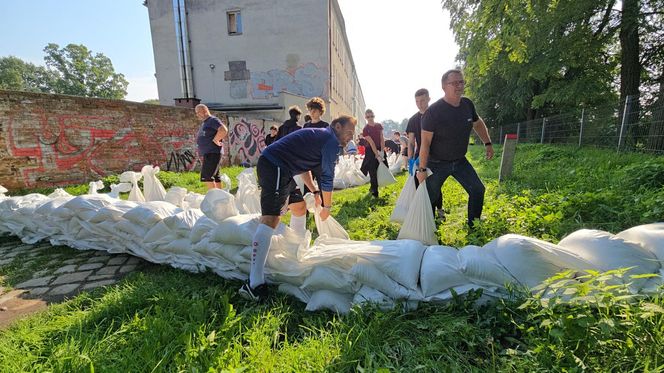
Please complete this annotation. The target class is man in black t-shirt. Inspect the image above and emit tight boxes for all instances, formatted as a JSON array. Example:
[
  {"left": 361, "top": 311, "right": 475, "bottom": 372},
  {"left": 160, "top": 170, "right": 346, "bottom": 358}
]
[
  {"left": 195, "top": 104, "right": 228, "bottom": 190},
  {"left": 276, "top": 106, "right": 302, "bottom": 140},
  {"left": 406, "top": 88, "right": 430, "bottom": 175},
  {"left": 416, "top": 70, "right": 494, "bottom": 228}
]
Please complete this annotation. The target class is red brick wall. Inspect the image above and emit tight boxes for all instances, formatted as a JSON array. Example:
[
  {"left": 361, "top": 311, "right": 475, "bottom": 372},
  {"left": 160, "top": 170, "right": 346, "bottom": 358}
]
[{"left": 0, "top": 90, "right": 230, "bottom": 191}]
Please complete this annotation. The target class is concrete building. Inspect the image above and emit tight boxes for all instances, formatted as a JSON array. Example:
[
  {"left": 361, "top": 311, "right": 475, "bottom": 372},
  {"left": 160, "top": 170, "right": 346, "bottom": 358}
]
[{"left": 145, "top": 0, "right": 365, "bottom": 126}]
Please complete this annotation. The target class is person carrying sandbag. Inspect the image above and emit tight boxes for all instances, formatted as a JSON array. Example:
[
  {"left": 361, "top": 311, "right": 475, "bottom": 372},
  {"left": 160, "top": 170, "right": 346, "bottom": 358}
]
[
  {"left": 359, "top": 109, "right": 389, "bottom": 198},
  {"left": 238, "top": 115, "right": 358, "bottom": 302}
]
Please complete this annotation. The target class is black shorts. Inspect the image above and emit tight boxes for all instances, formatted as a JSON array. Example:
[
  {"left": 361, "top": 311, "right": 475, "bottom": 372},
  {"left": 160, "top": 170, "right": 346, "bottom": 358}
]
[
  {"left": 256, "top": 156, "right": 304, "bottom": 216},
  {"left": 200, "top": 153, "right": 221, "bottom": 182}
]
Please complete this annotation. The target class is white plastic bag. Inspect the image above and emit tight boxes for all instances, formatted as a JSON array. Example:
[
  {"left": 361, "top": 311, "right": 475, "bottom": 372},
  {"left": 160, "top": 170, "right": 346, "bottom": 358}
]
[
  {"left": 235, "top": 169, "right": 261, "bottom": 214},
  {"left": 617, "top": 223, "right": 664, "bottom": 263},
  {"left": 390, "top": 175, "right": 417, "bottom": 223},
  {"left": 377, "top": 162, "right": 396, "bottom": 187},
  {"left": 397, "top": 181, "right": 437, "bottom": 245},
  {"left": 88, "top": 180, "right": 104, "bottom": 194},
  {"left": 108, "top": 183, "right": 132, "bottom": 198},
  {"left": 119, "top": 171, "right": 145, "bottom": 202},
  {"left": 200, "top": 189, "right": 239, "bottom": 223},
  {"left": 419, "top": 245, "right": 468, "bottom": 297},
  {"left": 314, "top": 206, "right": 350, "bottom": 240},
  {"left": 141, "top": 165, "right": 167, "bottom": 201},
  {"left": 305, "top": 289, "right": 352, "bottom": 314},
  {"left": 164, "top": 187, "right": 188, "bottom": 207}
]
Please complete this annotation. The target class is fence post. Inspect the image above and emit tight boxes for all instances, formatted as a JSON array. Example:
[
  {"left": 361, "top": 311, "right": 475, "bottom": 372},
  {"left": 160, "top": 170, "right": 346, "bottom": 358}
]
[
  {"left": 499, "top": 127, "right": 503, "bottom": 145},
  {"left": 618, "top": 95, "right": 632, "bottom": 151},
  {"left": 540, "top": 118, "right": 546, "bottom": 144},
  {"left": 578, "top": 108, "right": 585, "bottom": 147},
  {"left": 516, "top": 123, "right": 521, "bottom": 142}
]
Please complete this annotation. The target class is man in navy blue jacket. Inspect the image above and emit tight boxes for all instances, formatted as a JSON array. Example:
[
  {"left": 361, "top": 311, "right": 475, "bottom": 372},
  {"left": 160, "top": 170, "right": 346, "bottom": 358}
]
[{"left": 239, "top": 115, "right": 357, "bottom": 301}]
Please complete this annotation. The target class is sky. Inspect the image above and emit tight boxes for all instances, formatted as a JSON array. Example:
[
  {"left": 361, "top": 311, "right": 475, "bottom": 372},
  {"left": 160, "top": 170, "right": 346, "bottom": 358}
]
[{"left": 0, "top": 0, "right": 458, "bottom": 122}]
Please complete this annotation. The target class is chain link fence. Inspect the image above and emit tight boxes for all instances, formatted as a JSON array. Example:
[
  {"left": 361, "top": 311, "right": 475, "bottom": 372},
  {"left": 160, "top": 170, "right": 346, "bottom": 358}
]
[{"left": 488, "top": 95, "right": 664, "bottom": 154}]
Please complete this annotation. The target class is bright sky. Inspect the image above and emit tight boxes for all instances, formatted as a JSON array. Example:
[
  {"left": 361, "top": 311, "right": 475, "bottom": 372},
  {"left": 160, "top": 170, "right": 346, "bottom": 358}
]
[{"left": 0, "top": 0, "right": 458, "bottom": 122}]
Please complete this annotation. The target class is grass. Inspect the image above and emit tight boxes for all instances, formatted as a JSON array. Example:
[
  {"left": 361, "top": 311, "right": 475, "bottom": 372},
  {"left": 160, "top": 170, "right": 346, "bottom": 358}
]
[{"left": 0, "top": 144, "right": 663, "bottom": 371}]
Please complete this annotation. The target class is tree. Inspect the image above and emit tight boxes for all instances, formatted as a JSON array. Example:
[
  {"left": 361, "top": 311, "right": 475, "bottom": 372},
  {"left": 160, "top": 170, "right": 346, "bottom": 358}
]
[
  {"left": 43, "top": 43, "right": 128, "bottom": 99},
  {"left": 0, "top": 56, "right": 53, "bottom": 92}
]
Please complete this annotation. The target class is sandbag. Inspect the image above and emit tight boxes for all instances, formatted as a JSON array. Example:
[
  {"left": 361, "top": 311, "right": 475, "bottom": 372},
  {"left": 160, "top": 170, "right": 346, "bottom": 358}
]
[
  {"left": 305, "top": 289, "right": 352, "bottom": 314},
  {"left": 62, "top": 194, "right": 115, "bottom": 221},
  {"left": 390, "top": 175, "right": 417, "bottom": 223},
  {"left": 0, "top": 185, "right": 7, "bottom": 198},
  {"left": 163, "top": 209, "right": 204, "bottom": 237},
  {"left": 123, "top": 201, "right": 181, "bottom": 226},
  {"left": 458, "top": 245, "right": 518, "bottom": 288},
  {"left": 419, "top": 245, "right": 468, "bottom": 297},
  {"left": 617, "top": 223, "right": 664, "bottom": 263},
  {"left": 301, "top": 266, "right": 357, "bottom": 293},
  {"left": 88, "top": 180, "right": 104, "bottom": 194},
  {"left": 164, "top": 187, "right": 188, "bottom": 207},
  {"left": 119, "top": 171, "right": 145, "bottom": 202},
  {"left": 183, "top": 192, "right": 205, "bottom": 209},
  {"left": 313, "top": 206, "right": 350, "bottom": 240},
  {"left": 189, "top": 215, "right": 218, "bottom": 244},
  {"left": 141, "top": 165, "right": 167, "bottom": 201},
  {"left": 352, "top": 285, "right": 395, "bottom": 311},
  {"left": 377, "top": 162, "right": 396, "bottom": 187},
  {"left": 211, "top": 214, "right": 286, "bottom": 246},
  {"left": 108, "top": 183, "right": 132, "bottom": 198},
  {"left": 88, "top": 200, "right": 138, "bottom": 223},
  {"left": 397, "top": 181, "right": 437, "bottom": 245},
  {"left": 350, "top": 261, "right": 411, "bottom": 299},
  {"left": 235, "top": 169, "right": 261, "bottom": 214},
  {"left": 489, "top": 234, "right": 597, "bottom": 288},
  {"left": 200, "top": 189, "right": 239, "bottom": 223}
]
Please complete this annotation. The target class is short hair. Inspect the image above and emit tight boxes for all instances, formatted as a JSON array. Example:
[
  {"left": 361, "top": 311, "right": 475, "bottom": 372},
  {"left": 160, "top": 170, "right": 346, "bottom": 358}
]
[
  {"left": 288, "top": 105, "right": 302, "bottom": 119},
  {"left": 306, "top": 97, "right": 326, "bottom": 114},
  {"left": 441, "top": 69, "right": 463, "bottom": 84},
  {"left": 394, "top": 131, "right": 400, "bottom": 136},
  {"left": 415, "top": 88, "right": 429, "bottom": 97},
  {"left": 195, "top": 104, "right": 209, "bottom": 113},
  {"left": 365, "top": 109, "right": 374, "bottom": 115},
  {"left": 331, "top": 114, "right": 357, "bottom": 127},
  {"left": 270, "top": 125, "right": 278, "bottom": 130},
  {"left": 304, "top": 114, "right": 312, "bottom": 122}
]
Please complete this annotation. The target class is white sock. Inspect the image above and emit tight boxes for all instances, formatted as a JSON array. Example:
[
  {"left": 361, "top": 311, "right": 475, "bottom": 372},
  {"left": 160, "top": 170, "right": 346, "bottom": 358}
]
[
  {"left": 249, "top": 223, "right": 274, "bottom": 288},
  {"left": 290, "top": 214, "right": 307, "bottom": 236}
]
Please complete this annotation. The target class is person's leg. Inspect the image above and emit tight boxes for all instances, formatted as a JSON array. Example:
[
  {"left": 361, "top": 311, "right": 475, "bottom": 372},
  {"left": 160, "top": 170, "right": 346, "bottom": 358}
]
[
  {"left": 451, "top": 158, "right": 485, "bottom": 227},
  {"left": 368, "top": 164, "right": 379, "bottom": 197},
  {"left": 250, "top": 215, "right": 279, "bottom": 288},
  {"left": 200, "top": 153, "right": 221, "bottom": 190},
  {"left": 287, "top": 187, "right": 307, "bottom": 236},
  {"left": 425, "top": 160, "right": 452, "bottom": 217}
]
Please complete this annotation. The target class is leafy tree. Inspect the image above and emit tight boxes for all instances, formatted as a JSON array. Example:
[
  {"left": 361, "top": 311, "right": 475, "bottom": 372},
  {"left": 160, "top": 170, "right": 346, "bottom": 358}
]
[
  {"left": 43, "top": 43, "right": 128, "bottom": 99},
  {"left": 0, "top": 56, "right": 53, "bottom": 92}
]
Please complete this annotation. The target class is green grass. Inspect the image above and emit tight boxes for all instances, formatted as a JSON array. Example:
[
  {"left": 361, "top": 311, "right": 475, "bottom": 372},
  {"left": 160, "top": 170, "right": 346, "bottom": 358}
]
[{"left": 0, "top": 145, "right": 663, "bottom": 371}]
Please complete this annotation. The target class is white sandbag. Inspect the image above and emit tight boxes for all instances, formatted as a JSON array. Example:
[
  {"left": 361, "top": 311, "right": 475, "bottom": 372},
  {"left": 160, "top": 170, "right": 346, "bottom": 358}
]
[
  {"left": 301, "top": 266, "right": 357, "bottom": 293},
  {"left": 389, "top": 155, "right": 404, "bottom": 174},
  {"left": 420, "top": 245, "right": 468, "bottom": 297},
  {"left": 189, "top": 216, "right": 218, "bottom": 244},
  {"left": 183, "top": 192, "right": 205, "bottom": 209},
  {"left": 313, "top": 206, "right": 350, "bottom": 240},
  {"left": 119, "top": 171, "right": 145, "bottom": 202},
  {"left": 88, "top": 180, "right": 104, "bottom": 194},
  {"left": 141, "top": 165, "right": 167, "bottom": 201},
  {"left": 108, "top": 183, "right": 132, "bottom": 198},
  {"left": 48, "top": 188, "right": 72, "bottom": 199},
  {"left": 390, "top": 175, "right": 417, "bottom": 223},
  {"left": 153, "top": 238, "right": 195, "bottom": 256},
  {"left": 397, "top": 180, "right": 437, "bottom": 245},
  {"left": 305, "top": 289, "right": 352, "bottom": 314},
  {"left": 210, "top": 214, "right": 260, "bottom": 246},
  {"left": 88, "top": 200, "right": 138, "bottom": 223},
  {"left": 163, "top": 209, "right": 204, "bottom": 237},
  {"left": 617, "top": 223, "right": 664, "bottom": 263},
  {"left": 62, "top": 194, "right": 115, "bottom": 221},
  {"left": 200, "top": 189, "right": 239, "bottom": 223},
  {"left": 144, "top": 220, "right": 176, "bottom": 245},
  {"left": 377, "top": 162, "right": 396, "bottom": 187},
  {"left": 352, "top": 285, "right": 395, "bottom": 311},
  {"left": 220, "top": 173, "right": 232, "bottom": 192},
  {"left": 192, "top": 238, "right": 246, "bottom": 262},
  {"left": 0, "top": 185, "right": 7, "bottom": 198},
  {"left": 458, "top": 245, "right": 518, "bottom": 288},
  {"left": 235, "top": 169, "right": 261, "bottom": 214},
  {"left": 164, "top": 187, "right": 188, "bottom": 207},
  {"left": 279, "top": 283, "right": 312, "bottom": 304},
  {"left": 558, "top": 229, "right": 660, "bottom": 290},
  {"left": 266, "top": 228, "right": 312, "bottom": 282},
  {"left": 123, "top": 201, "right": 182, "bottom": 226},
  {"left": 489, "top": 234, "right": 598, "bottom": 288},
  {"left": 350, "top": 261, "right": 411, "bottom": 299}
]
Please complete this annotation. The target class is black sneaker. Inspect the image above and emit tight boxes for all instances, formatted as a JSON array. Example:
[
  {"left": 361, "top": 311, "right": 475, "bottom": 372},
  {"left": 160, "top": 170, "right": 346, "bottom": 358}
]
[{"left": 238, "top": 282, "right": 269, "bottom": 302}]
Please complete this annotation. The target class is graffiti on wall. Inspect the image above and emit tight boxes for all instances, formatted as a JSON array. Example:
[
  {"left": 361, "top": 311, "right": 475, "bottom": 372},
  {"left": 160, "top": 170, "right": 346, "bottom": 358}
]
[
  {"left": 5, "top": 105, "right": 198, "bottom": 188},
  {"left": 166, "top": 149, "right": 197, "bottom": 172},
  {"left": 251, "top": 63, "right": 328, "bottom": 99},
  {"left": 228, "top": 118, "right": 267, "bottom": 166}
]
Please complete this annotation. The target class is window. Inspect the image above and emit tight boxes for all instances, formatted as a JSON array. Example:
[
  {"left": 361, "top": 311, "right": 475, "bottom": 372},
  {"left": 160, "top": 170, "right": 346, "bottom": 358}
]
[{"left": 227, "top": 10, "right": 242, "bottom": 35}]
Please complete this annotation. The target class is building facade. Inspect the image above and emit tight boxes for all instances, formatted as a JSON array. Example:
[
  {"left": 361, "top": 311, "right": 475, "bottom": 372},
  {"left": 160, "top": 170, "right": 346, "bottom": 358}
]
[{"left": 145, "top": 0, "right": 365, "bottom": 126}]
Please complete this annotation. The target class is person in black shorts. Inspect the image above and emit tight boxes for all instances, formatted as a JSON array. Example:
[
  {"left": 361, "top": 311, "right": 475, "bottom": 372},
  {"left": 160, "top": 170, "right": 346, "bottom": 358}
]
[
  {"left": 195, "top": 104, "right": 228, "bottom": 190},
  {"left": 416, "top": 70, "right": 494, "bottom": 228},
  {"left": 238, "top": 115, "right": 357, "bottom": 302}
]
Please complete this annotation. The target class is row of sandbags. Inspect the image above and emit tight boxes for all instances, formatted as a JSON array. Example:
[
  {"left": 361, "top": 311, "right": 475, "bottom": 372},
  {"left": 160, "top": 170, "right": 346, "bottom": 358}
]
[{"left": 1, "top": 177, "right": 663, "bottom": 313}]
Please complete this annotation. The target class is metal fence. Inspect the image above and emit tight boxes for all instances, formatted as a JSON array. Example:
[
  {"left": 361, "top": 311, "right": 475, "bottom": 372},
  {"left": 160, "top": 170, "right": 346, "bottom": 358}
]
[{"left": 489, "top": 95, "right": 664, "bottom": 154}]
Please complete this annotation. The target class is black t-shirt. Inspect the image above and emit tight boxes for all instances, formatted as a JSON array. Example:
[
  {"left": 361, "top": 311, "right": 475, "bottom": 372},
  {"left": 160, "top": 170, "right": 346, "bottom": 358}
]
[
  {"left": 405, "top": 112, "right": 423, "bottom": 153},
  {"left": 277, "top": 119, "right": 301, "bottom": 140},
  {"left": 303, "top": 120, "right": 329, "bottom": 129},
  {"left": 264, "top": 134, "right": 277, "bottom": 146},
  {"left": 421, "top": 97, "right": 479, "bottom": 161}
]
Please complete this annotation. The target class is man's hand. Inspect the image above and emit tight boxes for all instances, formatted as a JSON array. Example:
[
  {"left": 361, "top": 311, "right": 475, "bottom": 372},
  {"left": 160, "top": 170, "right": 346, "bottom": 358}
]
[
  {"left": 485, "top": 145, "right": 494, "bottom": 160},
  {"left": 416, "top": 169, "right": 427, "bottom": 183},
  {"left": 319, "top": 207, "right": 330, "bottom": 221}
]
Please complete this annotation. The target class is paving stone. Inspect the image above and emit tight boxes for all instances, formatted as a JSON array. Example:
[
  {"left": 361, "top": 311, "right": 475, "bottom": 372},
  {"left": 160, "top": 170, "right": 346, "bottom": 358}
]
[
  {"left": 29, "top": 287, "right": 50, "bottom": 296},
  {"left": 83, "top": 280, "right": 116, "bottom": 290},
  {"left": 86, "top": 255, "right": 110, "bottom": 263},
  {"left": 95, "top": 266, "right": 120, "bottom": 276},
  {"left": 126, "top": 257, "right": 142, "bottom": 265},
  {"left": 0, "top": 258, "right": 13, "bottom": 266},
  {"left": 51, "top": 271, "right": 93, "bottom": 286},
  {"left": 107, "top": 256, "right": 128, "bottom": 266},
  {"left": 21, "top": 260, "right": 36, "bottom": 268},
  {"left": 15, "top": 276, "right": 54, "bottom": 288},
  {"left": 54, "top": 264, "right": 78, "bottom": 274},
  {"left": 49, "top": 283, "right": 80, "bottom": 296},
  {"left": 78, "top": 262, "right": 104, "bottom": 271},
  {"left": 32, "top": 269, "right": 50, "bottom": 278},
  {"left": 88, "top": 274, "right": 114, "bottom": 281},
  {"left": 4, "top": 251, "right": 21, "bottom": 258},
  {"left": 118, "top": 264, "right": 137, "bottom": 274},
  {"left": 63, "top": 258, "right": 83, "bottom": 265},
  {"left": 46, "top": 259, "right": 61, "bottom": 266}
]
